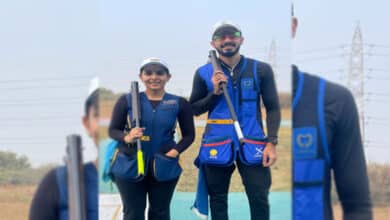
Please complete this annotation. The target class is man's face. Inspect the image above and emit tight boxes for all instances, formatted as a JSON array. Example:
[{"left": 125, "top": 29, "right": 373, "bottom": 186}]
[
  {"left": 211, "top": 28, "right": 244, "bottom": 57},
  {"left": 82, "top": 106, "right": 99, "bottom": 146}
]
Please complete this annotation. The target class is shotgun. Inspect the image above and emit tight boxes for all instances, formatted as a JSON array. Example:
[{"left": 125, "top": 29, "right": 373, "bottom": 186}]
[
  {"left": 209, "top": 50, "right": 244, "bottom": 143},
  {"left": 66, "top": 134, "right": 86, "bottom": 220},
  {"left": 131, "top": 81, "right": 145, "bottom": 176}
]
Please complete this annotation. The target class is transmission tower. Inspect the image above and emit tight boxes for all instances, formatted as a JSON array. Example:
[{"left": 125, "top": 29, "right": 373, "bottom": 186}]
[{"left": 348, "top": 22, "right": 365, "bottom": 143}]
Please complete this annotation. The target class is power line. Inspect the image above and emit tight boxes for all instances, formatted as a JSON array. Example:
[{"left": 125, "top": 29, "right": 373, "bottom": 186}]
[
  {"left": 365, "top": 99, "right": 390, "bottom": 103},
  {"left": 366, "top": 116, "right": 390, "bottom": 121},
  {"left": 0, "top": 116, "right": 80, "bottom": 122},
  {"left": 363, "top": 43, "right": 390, "bottom": 49},
  {"left": 0, "top": 97, "right": 83, "bottom": 103},
  {"left": 366, "top": 68, "right": 390, "bottom": 73},
  {"left": 0, "top": 99, "right": 83, "bottom": 106},
  {"left": 0, "top": 136, "right": 71, "bottom": 140},
  {"left": 0, "top": 75, "right": 94, "bottom": 84},
  {"left": 365, "top": 76, "right": 390, "bottom": 81},
  {"left": 0, "top": 115, "right": 80, "bottom": 120},
  {"left": 364, "top": 53, "right": 390, "bottom": 57},
  {"left": 295, "top": 54, "right": 347, "bottom": 63},
  {"left": 295, "top": 45, "right": 348, "bottom": 55},
  {"left": 366, "top": 92, "right": 390, "bottom": 96},
  {"left": 365, "top": 121, "right": 390, "bottom": 126},
  {"left": 0, "top": 121, "right": 80, "bottom": 126},
  {"left": 0, "top": 84, "right": 87, "bottom": 90}
]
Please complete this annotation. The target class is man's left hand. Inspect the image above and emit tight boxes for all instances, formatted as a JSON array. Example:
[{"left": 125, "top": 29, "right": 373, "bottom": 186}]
[{"left": 262, "top": 143, "right": 277, "bottom": 167}]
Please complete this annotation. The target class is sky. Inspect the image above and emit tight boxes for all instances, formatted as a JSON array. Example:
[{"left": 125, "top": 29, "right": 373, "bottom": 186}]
[
  {"left": 0, "top": 0, "right": 389, "bottom": 166},
  {"left": 98, "top": 0, "right": 291, "bottom": 95},
  {"left": 0, "top": 1, "right": 100, "bottom": 166}
]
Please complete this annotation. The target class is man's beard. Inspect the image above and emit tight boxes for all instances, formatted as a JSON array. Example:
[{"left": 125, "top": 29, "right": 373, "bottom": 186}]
[{"left": 217, "top": 42, "right": 241, "bottom": 57}]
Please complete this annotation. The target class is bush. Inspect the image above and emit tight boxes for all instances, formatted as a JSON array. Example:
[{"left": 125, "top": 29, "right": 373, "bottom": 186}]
[{"left": 0, "top": 151, "right": 56, "bottom": 185}]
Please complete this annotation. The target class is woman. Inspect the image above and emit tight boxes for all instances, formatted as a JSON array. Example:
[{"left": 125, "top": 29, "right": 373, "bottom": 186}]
[{"left": 108, "top": 58, "right": 195, "bottom": 220}]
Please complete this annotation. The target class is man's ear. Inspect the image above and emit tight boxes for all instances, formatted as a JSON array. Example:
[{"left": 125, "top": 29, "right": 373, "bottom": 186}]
[{"left": 240, "top": 37, "right": 244, "bottom": 45}]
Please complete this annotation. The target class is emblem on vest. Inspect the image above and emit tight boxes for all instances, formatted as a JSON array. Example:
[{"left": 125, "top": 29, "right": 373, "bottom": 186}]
[
  {"left": 297, "top": 134, "right": 313, "bottom": 148},
  {"left": 254, "top": 147, "right": 264, "bottom": 158},
  {"left": 293, "top": 127, "right": 318, "bottom": 159},
  {"left": 161, "top": 99, "right": 178, "bottom": 109},
  {"left": 241, "top": 78, "right": 254, "bottom": 90},
  {"left": 209, "top": 149, "right": 218, "bottom": 159}
]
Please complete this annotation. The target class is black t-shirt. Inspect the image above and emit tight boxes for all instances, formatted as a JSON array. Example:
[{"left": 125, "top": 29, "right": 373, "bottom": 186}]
[
  {"left": 29, "top": 168, "right": 60, "bottom": 220},
  {"left": 29, "top": 163, "right": 97, "bottom": 220},
  {"left": 109, "top": 94, "right": 195, "bottom": 153},
  {"left": 189, "top": 56, "right": 281, "bottom": 141},
  {"left": 293, "top": 65, "right": 372, "bottom": 220}
]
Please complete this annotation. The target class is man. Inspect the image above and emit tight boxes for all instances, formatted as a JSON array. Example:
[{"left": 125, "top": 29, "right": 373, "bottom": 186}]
[
  {"left": 190, "top": 21, "right": 281, "bottom": 220},
  {"left": 29, "top": 80, "right": 99, "bottom": 220},
  {"left": 292, "top": 9, "right": 373, "bottom": 220}
]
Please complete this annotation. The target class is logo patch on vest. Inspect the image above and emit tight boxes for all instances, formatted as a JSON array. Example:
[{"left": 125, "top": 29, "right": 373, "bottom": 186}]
[
  {"left": 254, "top": 146, "right": 264, "bottom": 158},
  {"left": 209, "top": 149, "right": 218, "bottom": 158},
  {"left": 293, "top": 127, "right": 317, "bottom": 159},
  {"left": 241, "top": 78, "right": 254, "bottom": 90},
  {"left": 161, "top": 99, "right": 178, "bottom": 109}
]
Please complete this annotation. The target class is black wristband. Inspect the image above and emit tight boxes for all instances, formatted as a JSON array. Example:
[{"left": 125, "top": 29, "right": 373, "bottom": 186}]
[{"left": 267, "top": 136, "right": 278, "bottom": 145}]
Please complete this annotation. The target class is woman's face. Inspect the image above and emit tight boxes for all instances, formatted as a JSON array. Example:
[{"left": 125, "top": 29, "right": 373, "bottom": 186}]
[{"left": 139, "top": 64, "right": 171, "bottom": 92}]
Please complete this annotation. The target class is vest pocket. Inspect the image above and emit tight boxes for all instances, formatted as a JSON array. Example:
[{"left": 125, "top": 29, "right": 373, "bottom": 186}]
[
  {"left": 153, "top": 153, "right": 182, "bottom": 182},
  {"left": 111, "top": 151, "right": 143, "bottom": 182},
  {"left": 241, "top": 77, "right": 257, "bottom": 101},
  {"left": 199, "top": 136, "right": 233, "bottom": 165},
  {"left": 293, "top": 159, "right": 325, "bottom": 220},
  {"left": 239, "top": 137, "right": 267, "bottom": 165}
]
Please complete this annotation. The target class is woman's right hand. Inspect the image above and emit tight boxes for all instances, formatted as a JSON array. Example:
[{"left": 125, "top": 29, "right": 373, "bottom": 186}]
[{"left": 124, "top": 127, "right": 145, "bottom": 143}]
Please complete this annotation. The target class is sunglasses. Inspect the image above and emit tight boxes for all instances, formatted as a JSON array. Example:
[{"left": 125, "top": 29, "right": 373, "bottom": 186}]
[
  {"left": 142, "top": 69, "right": 168, "bottom": 76},
  {"left": 213, "top": 31, "right": 241, "bottom": 41}
]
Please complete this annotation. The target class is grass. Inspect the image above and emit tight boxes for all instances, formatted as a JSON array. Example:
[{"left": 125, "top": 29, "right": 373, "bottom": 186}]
[{"left": 0, "top": 185, "right": 35, "bottom": 220}]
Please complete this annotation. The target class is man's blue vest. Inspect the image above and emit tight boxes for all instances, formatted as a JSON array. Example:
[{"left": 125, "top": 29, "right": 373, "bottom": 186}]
[
  {"left": 197, "top": 57, "right": 266, "bottom": 166},
  {"left": 191, "top": 57, "right": 267, "bottom": 217},
  {"left": 293, "top": 71, "right": 332, "bottom": 220},
  {"left": 56, "top": 162, "right": 98, "bottom": 220}
]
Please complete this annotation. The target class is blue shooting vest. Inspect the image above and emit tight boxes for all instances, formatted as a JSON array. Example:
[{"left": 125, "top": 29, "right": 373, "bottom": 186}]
[
  {"left": 124, "top": 92, "right": 181, "bottom": 181},
  {"left": 192, "top": 58, "right": 267, "bottom": 217},
  {"left": 56, "top": 162, "right": 98, "bottom": 220},
  {"left": 197, "top": 57, "right": 266, "bottom": 166},
  {"left": 127, "top": 92, "right": 179, "bottom": 159},
  {"left": 292, "top": 72, "right": 332, "bottom": 220}
]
